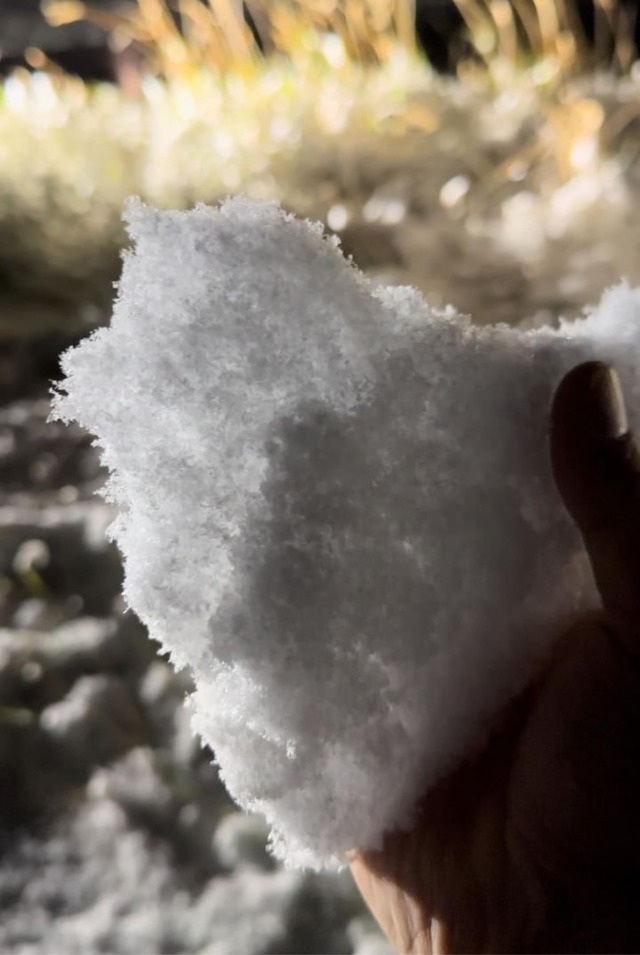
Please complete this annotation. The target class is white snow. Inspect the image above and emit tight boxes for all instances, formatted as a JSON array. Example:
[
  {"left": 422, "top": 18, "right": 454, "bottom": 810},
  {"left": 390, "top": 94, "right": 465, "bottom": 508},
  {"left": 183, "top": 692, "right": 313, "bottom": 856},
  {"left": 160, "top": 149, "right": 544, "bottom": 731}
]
[{"left": 51, "top": 196, "right": 640, "bottom": 869}]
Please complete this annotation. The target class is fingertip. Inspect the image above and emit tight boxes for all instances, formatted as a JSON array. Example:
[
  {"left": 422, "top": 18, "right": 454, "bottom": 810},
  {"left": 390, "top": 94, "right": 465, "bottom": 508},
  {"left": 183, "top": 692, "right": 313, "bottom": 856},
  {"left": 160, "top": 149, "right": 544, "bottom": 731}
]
[
  {"left": 550, "top": 361, "right": 640, "bottom": 630},
  {"left": 552, "top": 361, "right": 627, "bottom": 446}
]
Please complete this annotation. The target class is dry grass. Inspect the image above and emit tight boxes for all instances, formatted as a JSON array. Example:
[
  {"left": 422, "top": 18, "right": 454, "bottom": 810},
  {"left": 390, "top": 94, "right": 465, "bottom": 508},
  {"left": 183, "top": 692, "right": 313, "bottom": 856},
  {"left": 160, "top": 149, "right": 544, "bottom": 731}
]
[
  {"left": 40, "top": 0, "right": 638, "bottom": 81},
  {"left": 455, "top": 0, "right": 637, "bottom": 83},
  {"left": 0, "top": 0, "right": 639, "bottom": 331},
  {"left": 42, "top": 0, "right": 418, "bottom": 77},
  {"left": 36, "top": 0, "right": 640, "bottom": 189},
  {"left": 33, "top": 0, "right": 639, "bottom": 199}
]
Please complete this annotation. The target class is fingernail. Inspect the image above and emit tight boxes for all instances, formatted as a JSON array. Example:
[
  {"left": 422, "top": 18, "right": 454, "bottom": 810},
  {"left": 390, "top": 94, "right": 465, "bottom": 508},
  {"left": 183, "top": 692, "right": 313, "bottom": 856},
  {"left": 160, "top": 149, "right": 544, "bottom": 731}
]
[{"left": 588, "top": 364, "right": 628, "bottom": 440}]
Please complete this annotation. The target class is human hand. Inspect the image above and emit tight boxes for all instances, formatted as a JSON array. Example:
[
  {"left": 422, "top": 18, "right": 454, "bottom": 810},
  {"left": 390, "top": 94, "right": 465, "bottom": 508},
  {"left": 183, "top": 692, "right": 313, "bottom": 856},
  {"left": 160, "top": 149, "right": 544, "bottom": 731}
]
[{"left": 349, "top": 361, "right": 640, "bottom": 954}]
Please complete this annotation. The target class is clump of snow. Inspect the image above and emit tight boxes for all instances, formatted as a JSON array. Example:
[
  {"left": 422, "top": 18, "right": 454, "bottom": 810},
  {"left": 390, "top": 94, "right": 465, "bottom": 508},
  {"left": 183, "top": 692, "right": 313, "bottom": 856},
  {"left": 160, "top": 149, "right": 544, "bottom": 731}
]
[{"left": 51, "top": 196, "right": 640, "bottom": 869}]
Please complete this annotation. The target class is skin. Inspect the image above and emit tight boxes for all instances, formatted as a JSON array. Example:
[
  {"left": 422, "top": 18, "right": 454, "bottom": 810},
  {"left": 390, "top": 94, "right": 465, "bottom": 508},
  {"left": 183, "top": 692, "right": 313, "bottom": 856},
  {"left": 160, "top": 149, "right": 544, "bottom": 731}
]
[{"left": 349, "top": 361, "right": 640, "bottom": 953}]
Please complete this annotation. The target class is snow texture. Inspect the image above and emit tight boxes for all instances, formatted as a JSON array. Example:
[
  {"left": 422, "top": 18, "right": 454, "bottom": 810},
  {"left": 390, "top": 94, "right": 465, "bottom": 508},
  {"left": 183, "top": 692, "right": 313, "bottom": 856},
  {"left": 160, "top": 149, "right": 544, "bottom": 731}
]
[{"left": 52, "top": 196, "right": 640, "bottom": 869}]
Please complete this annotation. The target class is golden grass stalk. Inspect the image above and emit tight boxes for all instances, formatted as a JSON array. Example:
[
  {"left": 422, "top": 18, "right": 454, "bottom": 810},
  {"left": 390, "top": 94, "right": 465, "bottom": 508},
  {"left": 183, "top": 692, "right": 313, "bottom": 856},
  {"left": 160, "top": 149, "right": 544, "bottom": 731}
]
[
  {"left": 453, "top": 0, "right": 634, "bottom": 80},
  {"left": 43, "top": 0, "right": 418, "bottom": 75},
  {"left": 39, "top": 0, "right": 640, "bottom": 84},
  {"left": 177, "top": 0, "right": 258, "bottom": 71},
  {"left": 42, "top": 1, "right": 148, "bottom": 40},
  {"left": 487, "top": 0, "right": 519, "bottom": 62}
]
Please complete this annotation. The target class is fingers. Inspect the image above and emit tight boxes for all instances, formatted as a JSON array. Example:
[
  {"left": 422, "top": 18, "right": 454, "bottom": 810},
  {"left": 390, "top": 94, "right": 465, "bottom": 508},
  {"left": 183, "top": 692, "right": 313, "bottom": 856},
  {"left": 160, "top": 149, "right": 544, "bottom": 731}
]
[{"left": 550, "top": 361, "right": 640, "bottom": 641}]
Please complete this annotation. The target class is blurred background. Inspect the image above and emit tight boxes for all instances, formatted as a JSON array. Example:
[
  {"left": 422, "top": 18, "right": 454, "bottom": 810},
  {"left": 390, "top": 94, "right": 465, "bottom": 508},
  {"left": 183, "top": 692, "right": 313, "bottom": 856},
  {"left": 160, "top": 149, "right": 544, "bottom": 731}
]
[{"left": 1, "top": 0, "right": 640, "bottom": 951}]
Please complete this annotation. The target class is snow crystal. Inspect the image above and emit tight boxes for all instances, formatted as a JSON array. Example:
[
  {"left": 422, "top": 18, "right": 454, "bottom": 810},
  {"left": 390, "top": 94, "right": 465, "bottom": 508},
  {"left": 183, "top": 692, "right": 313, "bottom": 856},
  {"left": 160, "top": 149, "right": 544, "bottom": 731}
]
[{"left": 51, "top": 196, "right": 640, "bottom": 869}]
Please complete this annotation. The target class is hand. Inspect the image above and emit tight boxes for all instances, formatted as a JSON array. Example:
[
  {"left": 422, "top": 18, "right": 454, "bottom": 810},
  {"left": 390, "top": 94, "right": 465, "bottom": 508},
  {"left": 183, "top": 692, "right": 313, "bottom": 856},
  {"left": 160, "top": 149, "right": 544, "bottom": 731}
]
[{"left": 349, "top": 361, "right": 640, "bottom": 954}]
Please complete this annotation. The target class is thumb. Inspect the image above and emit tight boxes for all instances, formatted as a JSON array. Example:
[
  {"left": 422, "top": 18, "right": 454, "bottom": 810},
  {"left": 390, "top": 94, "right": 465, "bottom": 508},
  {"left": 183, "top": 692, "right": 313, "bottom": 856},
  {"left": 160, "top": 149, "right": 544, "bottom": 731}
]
[{"left": 550, "top": 360, "right": 640, "bottom": 644}]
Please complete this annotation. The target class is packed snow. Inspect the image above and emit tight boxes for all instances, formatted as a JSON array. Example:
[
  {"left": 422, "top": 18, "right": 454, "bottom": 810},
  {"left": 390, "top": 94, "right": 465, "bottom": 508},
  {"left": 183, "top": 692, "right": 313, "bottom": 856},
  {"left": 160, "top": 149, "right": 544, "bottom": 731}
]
[{"left": 52, "top": 196, "right": 640, "bottom": 869}]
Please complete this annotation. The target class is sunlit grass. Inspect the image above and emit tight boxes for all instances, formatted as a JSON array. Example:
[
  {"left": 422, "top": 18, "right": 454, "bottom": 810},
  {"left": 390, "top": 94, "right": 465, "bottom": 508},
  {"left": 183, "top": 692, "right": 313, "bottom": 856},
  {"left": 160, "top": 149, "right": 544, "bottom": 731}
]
[
  {"left": 452, "top": 0, "right": 636, "bottom": 82},
  {"left": 1, "top": 0, "right": 640, "bottom": 329},
  {"left": 42, "top": 0, "right": 418, "bottom": 76},
  {"left": 41, "top": 0, "right": 634, "bottom": 79},
  {"left": 0, "top": 38, "right": 433, "bottom": 313}
]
